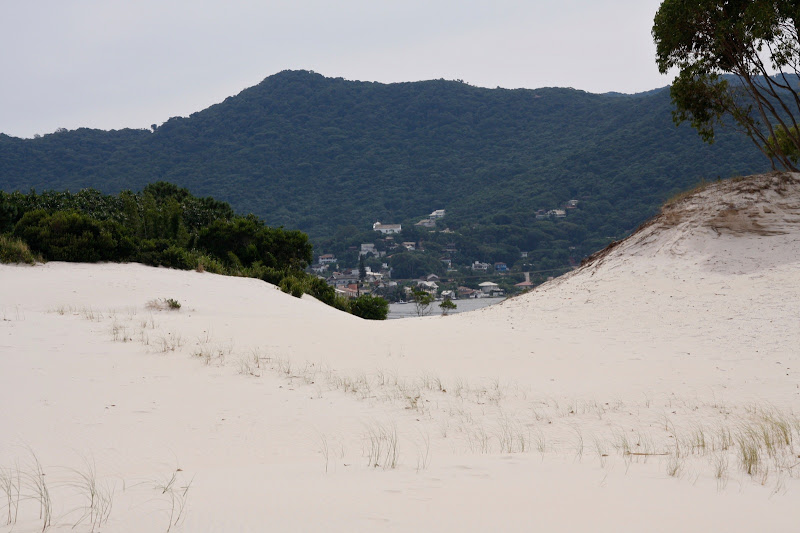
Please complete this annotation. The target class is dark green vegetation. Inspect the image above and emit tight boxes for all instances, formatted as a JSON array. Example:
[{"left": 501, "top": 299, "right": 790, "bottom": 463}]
[
  {"left": 0, "top": 234, "right": 39, "bottom": 265},
  {"left": 348, "top": 294, "right": 389, "bottom": 320},
  {"left": 0, "top": 184, "right": 387, "bottom": 318},
  {"left": 1, "top": 182, "right": 311, "bottom": 271},
  {"left": 438, "top": 299, "right": 457, "bottom": 316},
  {"left": 411, "top": 289, "right": 435, "bottom": 317},
  {"left": 654, "top": 0, "right": 800, "bottom": 171},
  {"left": 0, "top": 70, "right": 770, "bottom": 272}
]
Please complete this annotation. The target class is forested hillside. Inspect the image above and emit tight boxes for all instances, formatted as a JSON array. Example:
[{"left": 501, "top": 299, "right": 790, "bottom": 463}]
[{"left": 0, "top": 70, "right": 770, "bottom": 270}]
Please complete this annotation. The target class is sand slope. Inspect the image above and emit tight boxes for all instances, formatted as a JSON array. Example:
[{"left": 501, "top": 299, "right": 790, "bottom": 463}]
[{"left": 1, "top": 172, "right": 799, "bottom": 532}]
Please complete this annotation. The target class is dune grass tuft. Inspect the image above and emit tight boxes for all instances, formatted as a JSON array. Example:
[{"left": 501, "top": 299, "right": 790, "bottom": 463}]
[{"left": 0, "top": 234, "right": 40, "bottom": 265}]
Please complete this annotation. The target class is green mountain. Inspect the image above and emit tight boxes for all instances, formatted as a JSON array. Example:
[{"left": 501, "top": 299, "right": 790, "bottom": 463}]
[{"left": 0, "top": 70, "right": 770, "bottom": 271}]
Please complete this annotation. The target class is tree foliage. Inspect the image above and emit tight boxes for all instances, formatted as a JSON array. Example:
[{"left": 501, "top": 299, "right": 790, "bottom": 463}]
[
  {"left": 0, "top": 70, "right": 770, "bottom": 273},
  {"left": 0, "top": 183, "right": 312, "bottom": 271},
  {"left": 349, "top": 294, "right": 389, "bottom": 320},
  {"left": 411, "top": 289, "right": 435, "bottom": 317},
  {"left": 439, "top": 299, "right": 457, "bottom": 316},
  {"left": 0, "top": 185, "right": 346, "bottom": 309},
  {"left": 653, "top": 0, "right": 800, "bottom": 170}
]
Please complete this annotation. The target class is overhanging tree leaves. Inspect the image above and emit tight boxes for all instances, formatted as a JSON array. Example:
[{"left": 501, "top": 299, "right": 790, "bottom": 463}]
[{"left": 653, "top": 0, "right": 800, "bottom": 170}]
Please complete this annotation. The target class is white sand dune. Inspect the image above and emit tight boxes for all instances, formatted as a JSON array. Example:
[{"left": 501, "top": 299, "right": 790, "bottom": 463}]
[{"left": 2, "top": 172, "right": 799, "bottom": 532}]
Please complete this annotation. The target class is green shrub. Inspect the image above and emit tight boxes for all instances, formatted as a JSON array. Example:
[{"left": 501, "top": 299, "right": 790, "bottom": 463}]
[
  {"left": 13, "top": 210, "right": 123, "bottom": 262},
  {"left": 258, "top": 267, "right": 291, "bottom": 286},
  {"left": 411, "top": 289, "right": 435, "bottom": 317},
  {"left": 157, "top": 245, "right": 193, "bottom": 269},
  {"left": 349, "top": 294, "right": 389, "bottom": 320},
  {"left": 0, "top": 185, "right": 366, "bottom": 317},
  {"left": 332, "top": 294, "right": 351, "bottom": 312},
  {"left": 0, "top": 234, "right": 39, "bottom": 264},
  {"left": 304, "top": 276, "right": 337, "bottom": 306},
  {"left": 189, "top": 252, "right": 226, "bottom": 274},
  {"left": 439, "top": 299, "right": 457, "bottom": 316},
  {"left": 279, "top": 276, "right": 305, "bottom": 298}
]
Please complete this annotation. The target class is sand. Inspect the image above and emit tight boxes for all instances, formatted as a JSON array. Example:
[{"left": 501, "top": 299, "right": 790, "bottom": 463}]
[{"left": 1, "top": 172, "right": 799, "bottom": 531}]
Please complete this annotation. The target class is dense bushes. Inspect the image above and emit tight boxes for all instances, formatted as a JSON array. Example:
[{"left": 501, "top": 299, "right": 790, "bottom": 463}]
[
  {"left": 0, "top": 184, "right": 375, "bottom": 316},
  {"left": 197, "top": 216, "right": 311, "bottom": 270},
  {"left": 14, "top": 209, "right": 126, "bottom": 262},
  {"left": 1, "top": 184, "right": 311, "bottom": 271},
  {"left": 349, "top": 294, "right": 389, "bottom": 320}
]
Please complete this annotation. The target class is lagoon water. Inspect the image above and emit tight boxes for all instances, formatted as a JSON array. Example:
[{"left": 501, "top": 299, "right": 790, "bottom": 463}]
[{"left": 387, "top": 297, "right": 505, "bottom": 319}]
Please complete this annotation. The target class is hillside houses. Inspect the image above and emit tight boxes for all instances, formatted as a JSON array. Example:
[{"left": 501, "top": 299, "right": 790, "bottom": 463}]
[
  {"left": 414, "top": 209, "right": 446, "bottom": 228},
  {"left": 416, "top": 280, "right": 439, "bottom": 294},
  {"left": 536, "top": 209, "right": 566, "bottom": 219},
  {"left": 373, "top": 221, "right": 402, "bottom": 234},
  {"left": 360, "top": 243, "right": 386, "bottom": 257},
  {"left": 308, "top": 205, "right": 561, "bottom": 302},
  {"left": 478, "top": 281, "right": 505, "bottom": 297},
  {"left": 535, "top": 200, "right": 579, "bottom": 219},
  {"left": 471, "top": 261, "right": 490, "bottom": 272}
]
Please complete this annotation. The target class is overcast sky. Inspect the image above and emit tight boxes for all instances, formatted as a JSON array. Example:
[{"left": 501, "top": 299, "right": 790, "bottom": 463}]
[{"left": 1, "top": 0, "right": 672, "bottom": 138}]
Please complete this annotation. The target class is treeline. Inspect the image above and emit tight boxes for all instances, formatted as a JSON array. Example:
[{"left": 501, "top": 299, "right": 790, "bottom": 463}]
[
  {"left": 0, "top": 70, "right": 770, "bottom": 273},
  {"left": 0, "top": 183, "right": 387, "bottom": 319}
]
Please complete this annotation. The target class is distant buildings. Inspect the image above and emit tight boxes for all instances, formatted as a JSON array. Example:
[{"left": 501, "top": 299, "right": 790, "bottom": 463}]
[
  {"left": 478, "top": 281, "right": 505, "bottom": 297},
  {"left": 471, "top": 261, "right": 490, "bottom": 272},
  {"left": 373, "top": 222, "right": 402, "bottom": 234},
  {"left": 535, "top": 200, "right": 578, "bottom": 219},
  {"left": 359, "top": 243, "right": 385, "bottom": 257},
  {"left": 515, "top": 272, "right": 534, "bottom": 289},
  {"left": 415, "top": 209, "right": 446, "bottom": 228},
  {"left": 457, "top": 286, "right": 477, "bottom": 299},
  {"left": 416, "top": 280, "right": 439, "bottom": 294}
]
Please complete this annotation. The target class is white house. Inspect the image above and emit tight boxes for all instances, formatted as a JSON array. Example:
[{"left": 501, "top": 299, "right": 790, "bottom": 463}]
[
  {"left": 373, "top": 222, "right": 402, "bottom": 234},
  {"left": 429, "top": 209, "right": 446, "bottom": 218},
  {"left": 365, "top": 271, "right": 383, "bottom": 283},
  {"left": 319, "top": 254, "right": 337, "bottom": 264},
  {"left": 471, "top": 261, "right": 490, "bottom": 272},
  {"left": 478, "top": 281, "right": 505, "bottom": 297},
  {"left": 416, "top": 280, "right": 439, "bottom": 294}
]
